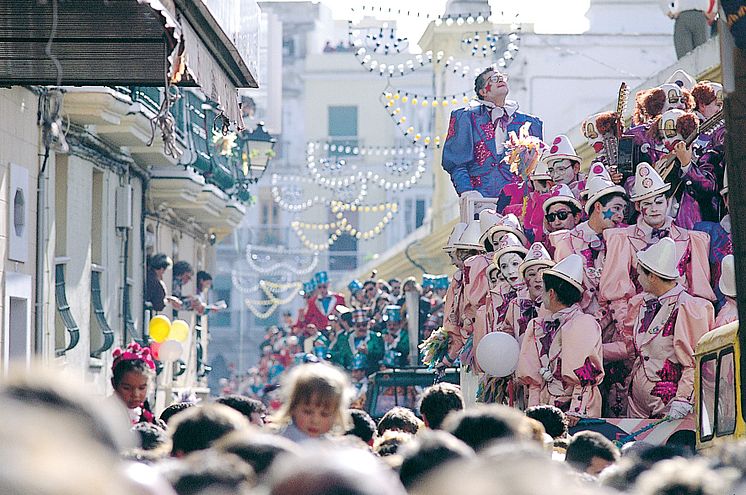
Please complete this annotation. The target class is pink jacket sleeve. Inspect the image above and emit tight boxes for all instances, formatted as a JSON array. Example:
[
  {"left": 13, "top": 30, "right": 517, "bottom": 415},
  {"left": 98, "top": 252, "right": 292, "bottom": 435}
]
[
  {"left": 516, "top": 318, "right": 543, "bottom": 408},
  {"left": 562, "top": 314, "right": 604, "bottom": 417},
  {"left": 688, "top": 231, "right": 716, "bottom": 302},
  {"left": 604, "top": 293, "right": 643, "bottom": 361},
  {"left": 463, "top": 255, "right": 490, "bottom": 322},
  {"left": 499, "top": 298, "right": 519, "bottom": 340},
  {"left": 674, "top": 295, "right": 715, "bottom": 403},
  {"left": 600, "top": 228, "right": 636, "bottom": 336},
  {"left": 443, "top": 279, "right": 466, "bottom": 359},
  {"left": 549, "top": 230, "right": 572, "bottom": 262}
]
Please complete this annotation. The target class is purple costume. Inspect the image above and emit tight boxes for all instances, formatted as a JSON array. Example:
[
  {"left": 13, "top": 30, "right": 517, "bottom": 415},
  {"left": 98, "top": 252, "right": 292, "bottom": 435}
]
[
  {"left": 693, "top": 215, "right": 732, "bottom": 310},
  {"left": 443, "top": 103, "right": 543, "bottom": 198}
]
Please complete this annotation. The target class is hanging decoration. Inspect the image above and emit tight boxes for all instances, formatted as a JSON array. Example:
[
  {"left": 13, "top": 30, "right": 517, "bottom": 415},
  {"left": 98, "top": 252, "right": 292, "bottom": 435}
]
[
  {"left": 244, "top": 281, "right": 301, "bottom": 319},
  {"left": 382, "top": 87, "right": 473, "bottom": 109},
  {"left": 350, "top": 5, "right": 494, "bottom": 24},
  {"left": 380, "top": 91, "right": 448, "bottom": 148},
  {"left": 243, "top": 245, "right": 320, "bottom": 276},
  {"left": 290, "top": 202, "right": 399, "bottom": 252},
  {"left": 461, "top": 30, "right": 521, "bottom": 60},
  {"left": 360, "top": 25, "right": 410, "bottom": 54},
  {"left": 270, "top": 174, "right": 369, "bottom": 212},
  {"left": 307, "top": 141, "right": 425, "bottom": 157},
  {"left": 305, "top": 143, "right": 427, "bottom": 190}
]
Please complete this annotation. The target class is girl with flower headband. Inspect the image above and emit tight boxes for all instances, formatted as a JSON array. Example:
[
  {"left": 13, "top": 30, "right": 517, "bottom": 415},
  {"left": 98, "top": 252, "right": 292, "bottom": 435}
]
[{"left": 111, "top": 341, "right": 157, "bottom": 425}]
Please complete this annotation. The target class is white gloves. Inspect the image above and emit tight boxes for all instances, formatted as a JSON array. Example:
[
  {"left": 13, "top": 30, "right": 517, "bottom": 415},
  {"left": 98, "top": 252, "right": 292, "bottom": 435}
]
[
  {"left": 667, "top": 400, "right": 693, "bottom": 420},
  {"left": 539, "top": 367, "right": 554, "bottom": 383}
]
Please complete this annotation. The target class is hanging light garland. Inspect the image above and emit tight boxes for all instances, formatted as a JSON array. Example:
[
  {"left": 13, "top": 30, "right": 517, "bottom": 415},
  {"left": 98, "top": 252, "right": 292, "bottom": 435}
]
[
  {"left": 308, "top": 140, "right": 425, "bottom": 157},
  {"left": 244, "top": 249, "right": 320, "bottom": 276},
  {"left": 379, "top": 92, "right": 448, "bottom": 148},
  {"left": 290, "top": 202, "right": 399, "bottom": 252},
  {"left": 360, "top": 25, "right": 410, "bottom": 54},
  {"left": 461, "top": 30, "right": 521, "bottom": 61},
  {"left": 306, "top": 143, "right": 427, "bottom": 191},
  {"left": 245, "top": 284, "right": 301, "bottom": 319},
  {"left": 270, "top": 174, "right": 369, "bottom": 212}
]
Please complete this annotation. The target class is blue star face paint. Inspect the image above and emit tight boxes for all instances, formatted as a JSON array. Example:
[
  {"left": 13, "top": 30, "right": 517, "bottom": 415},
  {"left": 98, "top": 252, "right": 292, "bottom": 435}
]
[{"left": 602, "top": 208, "right": 615, "bottom": 220}]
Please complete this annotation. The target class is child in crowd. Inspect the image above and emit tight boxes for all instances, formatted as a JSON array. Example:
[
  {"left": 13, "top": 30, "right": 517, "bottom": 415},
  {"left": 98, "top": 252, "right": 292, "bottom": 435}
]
[
  {"left": 111, "top": 341, "right": 157, "bottom": 425},
  {"left": 274, "top": 362, "right": 351, "bottom": 442}
]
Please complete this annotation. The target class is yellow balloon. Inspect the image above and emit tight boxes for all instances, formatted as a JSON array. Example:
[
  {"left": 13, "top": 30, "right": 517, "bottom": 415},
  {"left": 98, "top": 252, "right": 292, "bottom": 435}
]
[
  {"left": 149, "top": 315, "right": 171, "bottom": 343},
  {"left": 170, "top": 319, "right": 190, "bottom": 342}
]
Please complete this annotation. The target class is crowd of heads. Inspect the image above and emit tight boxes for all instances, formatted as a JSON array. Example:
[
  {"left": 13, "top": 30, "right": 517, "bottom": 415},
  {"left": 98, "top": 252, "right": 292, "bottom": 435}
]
[{"left": 5, "top": 359, "right": 746, "bottom": 495}]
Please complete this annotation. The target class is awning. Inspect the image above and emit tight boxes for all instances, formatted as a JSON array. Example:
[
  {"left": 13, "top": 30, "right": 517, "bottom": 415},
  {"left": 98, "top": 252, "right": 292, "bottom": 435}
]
[{"left": 0, "top": 0, "right": 256, "bottom": 125}]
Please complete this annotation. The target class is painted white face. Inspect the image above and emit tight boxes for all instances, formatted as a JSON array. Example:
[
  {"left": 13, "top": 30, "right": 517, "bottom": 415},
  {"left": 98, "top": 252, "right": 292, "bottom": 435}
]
[
  {"left": 488, "top": 268, "right": 500, "bottom": 291},
  {"left": 659, "top": 109, "right": 687, "bottom": 151},
  {"left": 499, "top": 252, "right": 523, "bottom": 287},
  {"left": 490, "top": 230, "right": 509, "bottom": 248},
  {"left": 547, "top": 158, "right": 577, "bottom": 185},
  {"left": 582, "top": 115, "right": 605, "bottom": 155},
  {"left": 661, "top": 83, "right": 686, "bottom": 112},
  {"left": 524, "top": 266, "right": 547, "bottom": 300},
  {"left": 638, "top": 194, "right": 668, "bottom": 228}
]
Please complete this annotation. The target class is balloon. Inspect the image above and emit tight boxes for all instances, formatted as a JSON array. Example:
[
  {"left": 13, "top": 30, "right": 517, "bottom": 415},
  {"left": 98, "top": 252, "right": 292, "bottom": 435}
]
[
  {"left": 149, "top": 315, "right": 171, "bottom": 343},
  {"left": 170, "top": 320, "right": 190, "bottom": 342},
  {"left": 149, "top": 341, "right": 161, "bottom": 360},
  {"left": 476, "top": 332, "right": 520, "bottom": 377},
  {"left": 159, "top": 340, "right": 183, "bottom": 362}
]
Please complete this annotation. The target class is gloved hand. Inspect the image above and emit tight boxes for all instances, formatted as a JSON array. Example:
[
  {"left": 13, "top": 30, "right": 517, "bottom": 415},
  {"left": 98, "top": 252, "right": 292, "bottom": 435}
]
[
  {"left": 667, "top": 400, "right": 693, "bottom": 419},
  {"left": 539, "top": 367, "right": 554, "bottom": 383}
]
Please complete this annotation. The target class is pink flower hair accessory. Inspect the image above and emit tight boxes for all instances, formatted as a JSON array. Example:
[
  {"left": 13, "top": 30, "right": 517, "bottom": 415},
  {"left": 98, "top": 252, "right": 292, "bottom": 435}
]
[{"left": 112, "top": 341, "right": 156, "bottom": 371}]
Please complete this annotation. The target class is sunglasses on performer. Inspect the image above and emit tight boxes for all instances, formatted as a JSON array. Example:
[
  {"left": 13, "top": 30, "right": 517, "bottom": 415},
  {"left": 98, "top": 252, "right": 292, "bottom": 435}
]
[{"left": 545, "top": 211, "right": 572, "bottom": 222}]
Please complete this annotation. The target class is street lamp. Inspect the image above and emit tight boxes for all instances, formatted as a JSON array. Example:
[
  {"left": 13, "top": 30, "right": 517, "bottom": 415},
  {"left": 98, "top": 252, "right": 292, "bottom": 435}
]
[{"left": 239, "top": 121, "right": 276, "bottom": 185}]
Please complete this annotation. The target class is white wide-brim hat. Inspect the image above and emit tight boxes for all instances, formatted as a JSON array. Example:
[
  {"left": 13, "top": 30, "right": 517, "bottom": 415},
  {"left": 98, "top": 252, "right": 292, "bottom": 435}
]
[
  {"left": 453, "top": 220, "right": 484, "bottom": 250},
  {"left": 630, "top": 162, "right": 671, "bottom": 202},
  {"left": 584, "top": 177, "right": 627, "bottom": 215},
  {"left": 520, "top": 242, "right": 555, "bottom": 277},
  {"left": 492, "top": 233, "right": 529, "bottom": 262},
  {"left": 543, "top": 183, "right": 582, "bottom": 214},
  {"left": 543, "top": 253, "right": 584, "bottom": 292},
  {"left": 444, "top": 222, "right": 468, "bottom": 252},
  {"left": 636, "top": 237, "right": 679, "bottom": 280}
]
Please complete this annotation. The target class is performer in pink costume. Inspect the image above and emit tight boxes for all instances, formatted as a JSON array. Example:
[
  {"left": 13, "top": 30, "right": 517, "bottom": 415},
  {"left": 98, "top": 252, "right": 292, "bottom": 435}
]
[
  {"left": 501, "top": 242, "right": 554, "bottom": 348},
  {"left": 517, "top": 254, "right": 604, "bottom": 423},
  {"left": 715, "top": 255, "right": 738, "bottom": 328},
  {"left": 551, "top": 171, "right": 630, "bottom": 416},
  {"left": 541, "top": 135, "right": 587, "bottom": 198},
  {"left": 600, "top": 162, "right": 714, "bottom": 346},
  {"left": 626, "top": 238, "right": 715, "bottom": 419}
]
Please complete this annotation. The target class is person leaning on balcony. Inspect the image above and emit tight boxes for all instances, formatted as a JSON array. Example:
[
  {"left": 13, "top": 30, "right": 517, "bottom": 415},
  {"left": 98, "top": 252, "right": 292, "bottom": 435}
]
[
  {"left": 145, "top": 253, "right": 182, "bottom": 312},
  {"left": 661, "top": 0, "right": 713, "bottom": 59}
]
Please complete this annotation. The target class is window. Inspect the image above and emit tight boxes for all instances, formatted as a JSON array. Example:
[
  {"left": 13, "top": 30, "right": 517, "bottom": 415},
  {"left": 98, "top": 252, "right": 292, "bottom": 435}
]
[
  {"left": 13, "top": 188, "right": 24, "bottom": 237},
  {"left": 699, "top": 354, "right": 716, "bottom": 441},
  {"left": 329, "top": 210, "right": 358, "bottom": 271},
  {"left": 89, "top": 269, "right": 114, "bottom": 358},
  {"left": 55, "top": 263, "right": 80, "bottom": 356},
  {"left": 404, "top": 198, "right": 428, "bottom": 235},
  {"left": 328, "top": 106, "right": 358, "bottom": 153},
  {"left": 208, "top": 274, "right": 232, "bottom": 327},
  {"left": 717, "top": 349, "right": 737, "bottom": 436}
]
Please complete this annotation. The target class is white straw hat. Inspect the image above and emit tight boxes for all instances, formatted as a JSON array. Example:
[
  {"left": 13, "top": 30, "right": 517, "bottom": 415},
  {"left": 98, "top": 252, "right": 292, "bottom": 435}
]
[
  {"left": 636, "top": 237, "right": 679, "bottom": 280},
  {"left": 544, "top": 254, "right": 584, "bottom": 292}
]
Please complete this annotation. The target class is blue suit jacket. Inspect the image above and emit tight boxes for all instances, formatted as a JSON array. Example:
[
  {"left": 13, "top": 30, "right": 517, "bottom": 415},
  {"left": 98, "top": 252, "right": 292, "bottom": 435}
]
[{"left": 442, "top": 104, "right": 543, "bottom": 198}]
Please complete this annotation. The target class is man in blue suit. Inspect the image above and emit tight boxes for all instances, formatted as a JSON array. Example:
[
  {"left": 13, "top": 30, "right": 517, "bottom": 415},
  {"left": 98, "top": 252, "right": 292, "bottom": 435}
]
[{"left": 442, "top": 67, "right": 544, "bottom": 198}]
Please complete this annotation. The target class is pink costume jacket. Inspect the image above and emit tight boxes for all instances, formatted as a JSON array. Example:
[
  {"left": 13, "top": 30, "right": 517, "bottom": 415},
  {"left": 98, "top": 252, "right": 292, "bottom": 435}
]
[
  {"left": 550, "top": 223, "right": 623, "bottom": 360},
  {"left": 500, "top": 183, "right": 551, "bottom": 243},
  {"left": 715, "top": 298, "right": 738, "bottom": 328},
  {"left": 474, "top": 282, "right": 523, "bottom": 373},
  {"left": 444, "top": 269, "right": 467, "bottom": 360},
  {"left": 627, "top": 285, "right": 714, "bottom": 418},
  {"left": 303, "top": 293, "right": 347, "bottom": 330},
  {"left": 456, "top": 253, "right": 494, "bottom": 368},
  {"left": 516, "top": 305, "right": 604, "bottom": 417},
  {"left": 500, "top": 288, "right": 544, "bottom": 348},
  {"left": 600, "top": 218, "right": 714, "bottom": 342}
]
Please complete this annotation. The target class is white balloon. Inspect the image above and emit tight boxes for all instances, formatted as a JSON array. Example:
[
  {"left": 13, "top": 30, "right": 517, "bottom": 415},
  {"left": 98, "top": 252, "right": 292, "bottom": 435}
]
[
  {"left": 476, "top": 332, "right": 520, "bottom": 377},
  {"left": 159, "top": 340, "right": 183, "bottom": 362}
]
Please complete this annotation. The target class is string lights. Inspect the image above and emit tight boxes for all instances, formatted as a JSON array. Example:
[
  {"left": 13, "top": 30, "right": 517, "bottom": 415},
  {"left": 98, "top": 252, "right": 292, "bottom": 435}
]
[
  {"left": 461, "top": 30, "right": 521, "bottom": 61},
  {"left": 270, "top": 174, "right": 369, "bottom": 212},
  {"left": 244, "top": 246, "right": 320, "bottom": 276},
  {"left": 308, "top": 140, "right": 425, "bottom": 157}
]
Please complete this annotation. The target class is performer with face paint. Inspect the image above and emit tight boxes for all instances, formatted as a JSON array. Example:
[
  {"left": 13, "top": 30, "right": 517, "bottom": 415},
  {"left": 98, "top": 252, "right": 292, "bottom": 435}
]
[
  {"left": 474, "top": 234, "right": 528, "bottom": 404},
  {"left": 541, "top": 135, "right": 586, "bottom": 198},
  {"left": 600, "top": 163, "right": 715, "bottom": 355},
  {"left": 516, "top": 254, "right": 604, "bottom": 423},
  {"left": 443, "top": 68, "right": 543, "bottom": 198},
  {"left": 500, "top": 160, "right": 554, "bottom": 243},
  {"left": 655, "top": 108, "right": 718, "bottom": 228},
  {"left": 550, "top": 169, "right": 631, "bottom": 416},
  {"left": 542, "top": 185, "right": 583, "bottom": 251},
  {"left": 626, "top": 238, "right": 714, "bottom": 419},
  {"left": 582, "top": 112, "right": 626, "bottom": 185}
]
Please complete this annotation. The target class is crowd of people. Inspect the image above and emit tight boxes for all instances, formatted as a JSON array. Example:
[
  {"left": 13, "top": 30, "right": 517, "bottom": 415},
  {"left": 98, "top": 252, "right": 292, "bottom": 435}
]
[{"left": 5, "top": 348, "right": 746, "bottom": 495}]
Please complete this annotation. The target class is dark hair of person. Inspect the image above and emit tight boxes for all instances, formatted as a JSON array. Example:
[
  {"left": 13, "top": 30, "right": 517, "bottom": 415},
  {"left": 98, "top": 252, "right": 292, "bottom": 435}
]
[
  {"left": 160, "top": 402, "right": 196, "bottom": 425},
  {"left": 565, "top": 431, "right": 620, "bottom": 472},
  {"left": 387, "top": 278, "right": 401, "bottom": 286},
  {"left": 525, "top": 405, "right": 568, "bottom": 439},
  {"left": 214, "top": 395, "right": 267, "bottom": 422},
  {"left": 542, "top": 272, "right": 582, "bottom": 307},
  {"left": 111, "top": 358, "right": 154, "bottom": 388},
  {"left": 196, "top": 270, "right": 212, "bottom": 287},
  {"left": 173, "top": 260, "right": 193, "bottom": 278},
  {"left": 132, "top": 422, "right": 169, "bottom": 451},
  {"left": 214, "top": 431, "right": 299, "bottom": 478},
  {"left": 474, "top": 67, "right": 495, "bottom": 96},
  {"left": 418, "top": 383, "right": 464, "bottom": 430},
  {"left": 164, "top": 450, "right": 255, "bottom": 495},
  {"left": 346, "top": 409, "right": 377, "bottom": 444},
  {"left": 363, "top": 279, "right": 377, "bottom": 288},
  {"left": 377, "top": 406, "right": 420, "bottom": 436},
  {"left": 170, "top": 404, "right": 249, "bottom": 456},
  {"left": 398, "top": 431, "right": 474, "bottom": 488},
  {"left": 148, "top": 253, "right": 172, "bottom": 271},
  {"left": 374, "top": 430, "right": 411, "bottom": 457},
  {"left": 443, "top": 404, "right": 530, "bottom": 451},
  {"left": 548, "top": 201, "right": 581, "bottom": 217}
]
